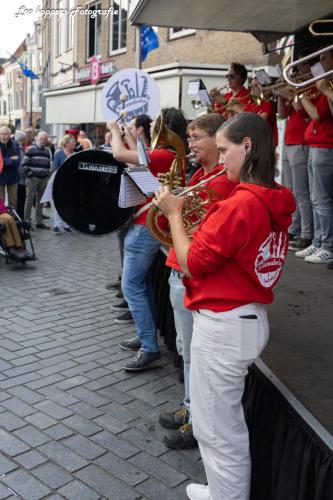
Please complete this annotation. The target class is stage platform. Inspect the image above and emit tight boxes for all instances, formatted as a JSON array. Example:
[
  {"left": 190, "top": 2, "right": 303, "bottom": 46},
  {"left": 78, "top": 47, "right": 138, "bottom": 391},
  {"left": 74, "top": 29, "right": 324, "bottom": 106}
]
[{"left": 263, "top": 251, "right": 333, "bottom": 437}]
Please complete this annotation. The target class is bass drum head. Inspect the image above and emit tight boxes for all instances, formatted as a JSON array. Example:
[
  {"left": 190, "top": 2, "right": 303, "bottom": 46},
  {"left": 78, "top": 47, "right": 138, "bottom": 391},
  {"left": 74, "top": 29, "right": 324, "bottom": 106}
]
[{"left": 53, "top": 150, "right": 133, "bottom": 235}]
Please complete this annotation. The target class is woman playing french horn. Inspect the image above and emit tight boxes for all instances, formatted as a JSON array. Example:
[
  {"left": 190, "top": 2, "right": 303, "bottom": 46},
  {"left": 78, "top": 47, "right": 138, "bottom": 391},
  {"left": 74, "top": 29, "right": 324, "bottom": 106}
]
[{"left": 153, "top": 113, "right": 295, "bottom": 500}]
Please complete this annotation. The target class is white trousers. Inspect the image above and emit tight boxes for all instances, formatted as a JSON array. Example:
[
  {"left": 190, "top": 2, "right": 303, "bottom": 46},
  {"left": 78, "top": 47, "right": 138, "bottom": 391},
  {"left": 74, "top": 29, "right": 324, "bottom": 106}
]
[
  {"left": 52, "top": 202, "right": 69, "bottom": 230},
  {"left": 190, "top": 303, "right": 269, "bottom": 500}
]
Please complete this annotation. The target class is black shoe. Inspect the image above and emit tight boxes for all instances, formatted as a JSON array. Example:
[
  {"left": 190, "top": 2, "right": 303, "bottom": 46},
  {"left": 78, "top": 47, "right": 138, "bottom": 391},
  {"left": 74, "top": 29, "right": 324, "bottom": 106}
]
[
  {"left": 288, "top": 233, "right": 299, "bottom": 242},
  {"left": 36, "top": 223, "right": 50, "bottom": 230},
  {"left": 63, "top": 227, "right": 73, "bottom": 233},
  {"left": 42, "top": 214, "right": 50, "bottom": 220},
  {"left": 105, "top": 279, "right": 121, "bottom": 290},
  {"left": 289, "top": 238, "right": 312, "bottom": 251},
  {"left": 114, "top": 311, "right": 134, "bottom": 324},
  {"left": 164, "top": 423, "right": 198, "bottom": 449},
  {"left": 123, "top": 350, "right": 161, "bottom": 371},
  {"left": 7, "top": 247, "right": 21, "bottom": 261},
  {"left": 111, "top": 300, "right": 129, "bottom": 311},
  {"left": 159, "top": 407, "right": 190, "bottom": 430},
  {"left": 114, "top": 290, "right": 124, "bottom": 299},
  {"left": 119, "top": 337, "right": 142, "bottom": 351}
]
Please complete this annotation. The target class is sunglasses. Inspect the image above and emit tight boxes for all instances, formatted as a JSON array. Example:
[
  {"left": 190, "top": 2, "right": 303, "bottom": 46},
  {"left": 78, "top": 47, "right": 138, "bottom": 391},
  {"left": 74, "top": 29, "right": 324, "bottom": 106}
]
[{"left": 226, "top": 74, "right": 236, "bottom": 79}]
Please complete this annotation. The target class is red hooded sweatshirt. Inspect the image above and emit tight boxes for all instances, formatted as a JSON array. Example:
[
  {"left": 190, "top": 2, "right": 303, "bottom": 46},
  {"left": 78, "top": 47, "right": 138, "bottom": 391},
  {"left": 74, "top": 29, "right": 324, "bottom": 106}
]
[{"left": 183, "top": 183, "right": 295, "bottom": 312}]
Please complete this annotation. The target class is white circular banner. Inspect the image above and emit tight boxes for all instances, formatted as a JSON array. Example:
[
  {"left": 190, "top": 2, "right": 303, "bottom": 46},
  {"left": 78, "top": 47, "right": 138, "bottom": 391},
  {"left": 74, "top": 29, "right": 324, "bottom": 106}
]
[{"left": 100, "top": 68, "right": 160, "bottom": 123}]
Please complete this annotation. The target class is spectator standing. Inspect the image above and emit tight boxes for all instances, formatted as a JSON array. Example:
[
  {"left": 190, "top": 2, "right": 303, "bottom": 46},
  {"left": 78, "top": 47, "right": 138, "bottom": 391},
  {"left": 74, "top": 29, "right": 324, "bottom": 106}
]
[
  {"left": 14, "top": 130, "right": 27, "bottom": 219},
  {"left": 23, "top": 131, "right": 52, "bottom": 229},
  {"left": 0, "top": 126, "right": 20, "bottom": 207},
  {"left": 51, "top": 134, "right": 76, "bottom": 234}
]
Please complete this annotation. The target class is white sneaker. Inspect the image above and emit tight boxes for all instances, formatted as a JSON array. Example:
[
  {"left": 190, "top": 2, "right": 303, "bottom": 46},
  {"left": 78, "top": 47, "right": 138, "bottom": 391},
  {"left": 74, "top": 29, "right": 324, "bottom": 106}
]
[
  {"left": 186, "top": 483, "right": 210, "bottom": 500},
  {"left": 295, "top": 245, "right": 319, "bottom": 258},
  {"left": 305, "top": 249, "right": 333, "bottom": 264}
]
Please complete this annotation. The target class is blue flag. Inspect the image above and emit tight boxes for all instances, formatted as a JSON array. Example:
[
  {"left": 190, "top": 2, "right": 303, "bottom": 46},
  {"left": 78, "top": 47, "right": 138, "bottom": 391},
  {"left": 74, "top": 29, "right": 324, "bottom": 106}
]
[
  {"left": 19, "top": 61, "right": 39, "bottom": 80},
  {"left": 141, "top": 25, "right": 159, "bottom": 62}
]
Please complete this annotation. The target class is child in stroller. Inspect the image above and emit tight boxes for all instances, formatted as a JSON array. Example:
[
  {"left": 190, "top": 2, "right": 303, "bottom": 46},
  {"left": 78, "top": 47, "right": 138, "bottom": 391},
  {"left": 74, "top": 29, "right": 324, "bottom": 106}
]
[{"left": 0, "top": 198, "right": 35, "bottom": 263}]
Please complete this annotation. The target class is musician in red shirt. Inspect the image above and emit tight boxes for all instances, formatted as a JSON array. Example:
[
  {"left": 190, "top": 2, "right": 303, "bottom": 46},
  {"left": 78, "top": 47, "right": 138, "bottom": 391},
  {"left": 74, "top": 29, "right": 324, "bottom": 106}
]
[
  {"left": 159, "top": 114, "right": 237, "bottom": 450},
  {"left": 153, "top": 113, "right": 295, "bottom": 500},
  {"left": 212, "top": 62, "right": 251, "bottom": 118},
  {"left": 295, "top": 47, "right": 333, "bottom": 264}
]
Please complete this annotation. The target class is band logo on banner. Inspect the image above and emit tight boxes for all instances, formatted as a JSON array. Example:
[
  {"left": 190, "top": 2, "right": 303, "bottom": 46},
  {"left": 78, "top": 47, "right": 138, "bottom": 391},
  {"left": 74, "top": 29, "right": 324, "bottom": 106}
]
[{"left": 100, "top": 68, "right": 161, "bottom": 123}]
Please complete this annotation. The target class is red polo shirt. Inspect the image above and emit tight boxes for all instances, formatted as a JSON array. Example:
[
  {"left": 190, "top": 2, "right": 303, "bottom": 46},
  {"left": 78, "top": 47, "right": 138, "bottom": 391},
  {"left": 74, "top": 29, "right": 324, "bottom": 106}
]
[{"left": 304, "top": 95, "right": 333, "bottom": 148}]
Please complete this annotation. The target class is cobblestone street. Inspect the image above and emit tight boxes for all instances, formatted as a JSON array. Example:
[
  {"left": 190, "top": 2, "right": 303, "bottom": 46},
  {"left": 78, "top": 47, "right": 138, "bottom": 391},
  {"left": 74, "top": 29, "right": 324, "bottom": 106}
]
[{"left": 0, "top": 225, "right": 205, "bottom": 499}]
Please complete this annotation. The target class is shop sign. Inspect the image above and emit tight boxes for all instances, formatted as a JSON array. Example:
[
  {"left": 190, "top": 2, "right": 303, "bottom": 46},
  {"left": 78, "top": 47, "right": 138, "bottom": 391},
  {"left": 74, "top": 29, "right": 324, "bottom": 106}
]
[{"left": 76, "top": 58, "right": 116, "bottom": 84}]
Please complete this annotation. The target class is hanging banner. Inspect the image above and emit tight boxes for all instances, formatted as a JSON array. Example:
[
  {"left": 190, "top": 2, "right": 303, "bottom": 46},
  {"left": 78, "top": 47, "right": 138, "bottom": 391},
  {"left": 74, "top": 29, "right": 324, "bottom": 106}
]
[{"left": 100, "top": 68, "right": 160, "bottom": 123}]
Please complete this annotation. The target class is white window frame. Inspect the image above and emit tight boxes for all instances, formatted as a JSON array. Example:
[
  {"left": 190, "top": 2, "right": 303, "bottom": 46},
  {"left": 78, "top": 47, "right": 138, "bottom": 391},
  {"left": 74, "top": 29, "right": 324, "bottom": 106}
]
[
  {"left": 168, "top": 27, "right": 196, "bottom": 40},
  {"left": 109, "top": 0, "right": 128, "bottom": 56}
]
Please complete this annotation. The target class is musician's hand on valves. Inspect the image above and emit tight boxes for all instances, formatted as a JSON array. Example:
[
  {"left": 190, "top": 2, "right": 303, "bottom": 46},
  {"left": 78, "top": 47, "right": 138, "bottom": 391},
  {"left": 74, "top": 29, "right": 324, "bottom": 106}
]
[
  {"left": 316, "top": 78, "right": 331, "bottom": 96},
  {"left": 153, "top": 186, "right": 184, "bottom": 218}
]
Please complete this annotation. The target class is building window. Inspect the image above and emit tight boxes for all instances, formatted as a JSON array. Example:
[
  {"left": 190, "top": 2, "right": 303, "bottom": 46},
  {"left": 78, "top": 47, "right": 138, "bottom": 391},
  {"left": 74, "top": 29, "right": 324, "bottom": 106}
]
[
  {"left": 87, "top": 2, "right": 102, "bottom": 58},
  {"left": 38, "top": 82, "right": 43, "bottom": 108},
  {"left": 168, "top": 27, "right": 196, "bottom": 40},
  {"left": 14, "top": 90, "right": 23, "bottom": 110},
  {"left": 109, "top": 0, "right": 128, "bottom": 54},
  {"left": 67, "top": 0, "right": 75, "bottom": 50},
  {"left": 56, "top": 0, "right": 65, "bottom": 55},
  {"left": 38, "top": 52, "right": 42, "bottom": 72}
]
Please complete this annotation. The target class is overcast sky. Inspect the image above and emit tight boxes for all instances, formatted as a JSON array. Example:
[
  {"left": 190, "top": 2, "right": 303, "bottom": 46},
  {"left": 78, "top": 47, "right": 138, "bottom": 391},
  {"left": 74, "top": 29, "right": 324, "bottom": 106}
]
[{"left": 0, "top": 0, "right": 40, "bottom": 59}]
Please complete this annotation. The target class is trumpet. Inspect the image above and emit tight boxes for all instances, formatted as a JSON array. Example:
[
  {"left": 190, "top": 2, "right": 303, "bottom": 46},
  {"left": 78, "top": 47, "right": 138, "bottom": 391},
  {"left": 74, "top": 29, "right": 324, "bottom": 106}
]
[
  {"left": 309, "top": 19, "right": 333, "bottom": 37},
  {"left": 283, "top": 44, "right": 333, "bottom": 89},
  {"left": 147, "top": 168, "right": 226, "bottom": 246},
  {"left": 209, "top": 85, "right": 230, "bottom": 106},
  {"left": 253, "top": 72, "right": 318, "bottom": 103}
]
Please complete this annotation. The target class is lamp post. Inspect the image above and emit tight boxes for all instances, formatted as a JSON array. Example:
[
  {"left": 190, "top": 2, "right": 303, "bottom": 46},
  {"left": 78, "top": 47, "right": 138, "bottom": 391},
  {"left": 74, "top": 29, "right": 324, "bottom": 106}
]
[{"left": 30, "top": 78, "right": 33, "bottom": 126}]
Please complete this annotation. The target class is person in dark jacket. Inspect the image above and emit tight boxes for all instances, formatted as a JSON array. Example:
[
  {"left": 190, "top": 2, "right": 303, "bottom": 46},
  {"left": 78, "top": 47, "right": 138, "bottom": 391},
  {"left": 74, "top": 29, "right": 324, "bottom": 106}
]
[
  {"left": 0, "top": 126, "right": 20, "bottom": 208},
  {"left": 23, "top": 131, "right": 52, "bottom": 229},
  {"left": 14, "top": 130, "right": 27, "bottom": 219}
]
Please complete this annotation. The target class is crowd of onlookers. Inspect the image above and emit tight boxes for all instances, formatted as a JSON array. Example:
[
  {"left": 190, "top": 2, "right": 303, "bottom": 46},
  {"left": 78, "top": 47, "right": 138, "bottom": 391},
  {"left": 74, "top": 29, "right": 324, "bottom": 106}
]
[{"left": 0, "top": 125, "right": 113, "bottom": 238}]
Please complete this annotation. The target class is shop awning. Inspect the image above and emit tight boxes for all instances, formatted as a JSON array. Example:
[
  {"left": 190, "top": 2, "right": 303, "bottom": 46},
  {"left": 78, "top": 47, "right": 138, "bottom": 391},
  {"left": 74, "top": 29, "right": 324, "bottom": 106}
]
[{"left": 129, "top": 0, "right": 333, "bottom": 40}]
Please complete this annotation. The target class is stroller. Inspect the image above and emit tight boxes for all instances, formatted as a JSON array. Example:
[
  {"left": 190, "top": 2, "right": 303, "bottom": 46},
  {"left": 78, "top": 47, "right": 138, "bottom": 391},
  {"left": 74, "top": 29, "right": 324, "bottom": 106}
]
[{"left": 0, "top": 207, "right": 36, "bottom": 265}]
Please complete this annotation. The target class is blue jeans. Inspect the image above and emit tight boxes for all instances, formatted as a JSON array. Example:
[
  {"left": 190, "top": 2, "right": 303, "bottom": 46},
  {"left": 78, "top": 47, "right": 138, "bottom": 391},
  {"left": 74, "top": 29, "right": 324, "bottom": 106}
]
[
  {"left": 282, "top": 144, "right": 313, "bottom": 239},
  {"left": 308, "top": 148, "right": 333, "bottom": 251},
  {"left": 168, "top": 270, "right": 194, "bottom": 408},
  {"left": 122, "top": 224, "right": 161, "bottom": 352}
]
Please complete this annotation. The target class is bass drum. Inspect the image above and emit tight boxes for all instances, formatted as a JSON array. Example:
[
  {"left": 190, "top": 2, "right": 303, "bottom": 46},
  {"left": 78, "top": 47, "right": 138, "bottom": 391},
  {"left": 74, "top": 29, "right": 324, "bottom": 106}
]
[{"left": 52, "top": 149, "right": 133, "bottom": 235}]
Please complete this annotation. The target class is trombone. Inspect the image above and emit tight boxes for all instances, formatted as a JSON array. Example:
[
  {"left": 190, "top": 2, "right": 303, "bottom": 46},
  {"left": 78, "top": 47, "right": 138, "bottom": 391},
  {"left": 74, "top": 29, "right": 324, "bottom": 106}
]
[
  {"left": 309, "top": 20, "right": 333, "bottom": 36},
  {"left": 283, "top": 44, "right": 333, "bottom": 89}
]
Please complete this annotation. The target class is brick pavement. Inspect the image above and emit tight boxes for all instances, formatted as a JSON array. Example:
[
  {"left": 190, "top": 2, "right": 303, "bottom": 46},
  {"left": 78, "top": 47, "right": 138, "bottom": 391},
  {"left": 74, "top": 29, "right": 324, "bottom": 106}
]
[{"left": 0, "top": 225, "right": 205, "bottom": 499}]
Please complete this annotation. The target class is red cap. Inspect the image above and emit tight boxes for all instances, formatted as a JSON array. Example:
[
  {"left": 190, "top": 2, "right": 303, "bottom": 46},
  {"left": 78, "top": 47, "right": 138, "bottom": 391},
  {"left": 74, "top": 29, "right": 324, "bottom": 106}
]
[{"left": 65, "top": 129, "right": 79, "bottom": 138}]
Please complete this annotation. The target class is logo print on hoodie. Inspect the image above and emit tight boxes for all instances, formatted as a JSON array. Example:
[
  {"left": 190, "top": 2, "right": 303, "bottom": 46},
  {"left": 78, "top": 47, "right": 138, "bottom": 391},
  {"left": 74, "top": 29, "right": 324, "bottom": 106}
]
[{"left": 254, "top": 231, "right": 287, "bottom": 288}]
